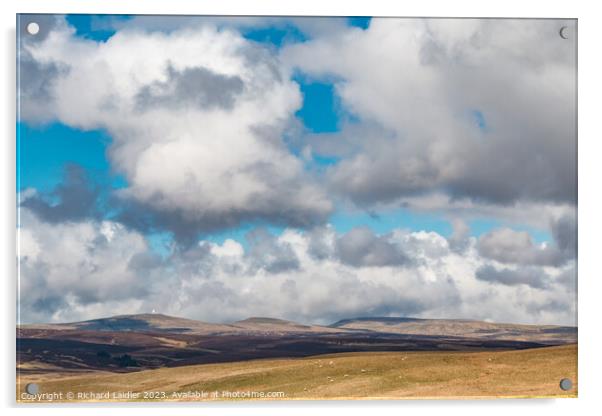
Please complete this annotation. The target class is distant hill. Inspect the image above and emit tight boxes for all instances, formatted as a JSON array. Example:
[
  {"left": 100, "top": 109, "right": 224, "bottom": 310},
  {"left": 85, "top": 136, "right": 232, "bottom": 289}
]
[
  {"left": 329, "top": 317, "right": 577, "bottom": 344},
  {"left": 20, "top": 313, "right": 576, "bottom": 343},
  {"left": 232, "top": 317, "right": 343, "bottom": 334},
  {"left": 17, "top": 313, "right": 577, "bottom": 373},
  {"left": 22, "top": 313, "right": 240, "bottom": 335},
  {"left": 20, "top": 313, "right": 343, "bottom": 336}
]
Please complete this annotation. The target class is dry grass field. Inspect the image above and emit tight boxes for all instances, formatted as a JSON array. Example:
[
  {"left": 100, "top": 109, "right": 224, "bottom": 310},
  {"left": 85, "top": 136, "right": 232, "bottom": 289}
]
[{"left": 17, "top": 344, "right": 577, "bottom": 402}]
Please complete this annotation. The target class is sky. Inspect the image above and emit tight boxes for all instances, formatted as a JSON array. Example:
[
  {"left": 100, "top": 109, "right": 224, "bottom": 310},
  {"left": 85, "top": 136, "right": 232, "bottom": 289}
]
[{"left": 17, "top": 15, "right": 577, "bottom": 326}]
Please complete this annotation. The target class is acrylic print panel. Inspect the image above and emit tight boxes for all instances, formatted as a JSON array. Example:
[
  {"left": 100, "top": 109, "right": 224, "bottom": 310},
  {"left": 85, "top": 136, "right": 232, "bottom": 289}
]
[{"left": 16, "top": 14, "right": 577, "bottom": 403}]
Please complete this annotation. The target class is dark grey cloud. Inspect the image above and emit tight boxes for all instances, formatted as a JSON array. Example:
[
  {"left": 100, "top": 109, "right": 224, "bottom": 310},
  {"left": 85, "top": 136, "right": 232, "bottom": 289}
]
[
  {"left": 19, "top": 54, "right": 63, "bottom": 104},
  {"left": 306, "top": 227, "right": 334, "bottom": 260},
  {"left": 164, "top": 243, "right": 219, "bottom": 280},
  {"left": 115, "top": 186, "right": 330, "bottom": 248},
  {"left": 114, "top": 199, "right": 206, "bottom": 248},
  {"left": 477, "top": 212, "right": 577, "bottom": 267},
  {"left": 551, "top": 213, "right": 577, "bottom": 259},
  {"left": 32, "top": 295, "right": 67, "bottom": 315},
  {"left": 19, "top": 60, "right": 68, "bottom": 122},
  {"left": 336, "top": 227, "right": 409, "bottom": 268},
  {"left": 327, "top": 119, "right": 576, "bottom": 207},
  {"left": 21, "top": 164, "right": 101, "bottom": 224},
  {"left": 135, "top": 64, "right": 244, "bottom": 111},
  {"left": 127, "top": 252, "right": 163, "bottom": 273},
  {"left": 442, "top": 122, "right": 577, "bottom": 205},
  {"left": 245, "top": 228, "right": 300, "bottom": 274},
  {"left": 327, "top": 140, "right": 439, "bottom": 206},
  {"left": 476, "top": 228, "right": 565, "bottom": 267},
  {"left": 475, "top": 265, "right": 550, "bottom": 289}
]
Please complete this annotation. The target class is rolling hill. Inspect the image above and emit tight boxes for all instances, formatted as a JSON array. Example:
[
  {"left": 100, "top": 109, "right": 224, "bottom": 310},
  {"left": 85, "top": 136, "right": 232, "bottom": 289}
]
[
  {"left": 17, "top": 313, "right": 577, "bottom": 375},
  {"left": 20, "top": 313, "right": 577, "bottom": 342},
  {"left": 20, "top": 313, "right": 347, "bottom": 337},
  {"left": 330, "top": 317, "right": 577, "bottom": 344},
  {"left": 17, "top": 344, "right": 578, "bottom": 401}
]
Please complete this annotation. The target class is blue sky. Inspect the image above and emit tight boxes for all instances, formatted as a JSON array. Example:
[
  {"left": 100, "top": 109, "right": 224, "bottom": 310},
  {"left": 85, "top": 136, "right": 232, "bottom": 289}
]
[
  {"left": 18, "top": 15, "right": 552, "bottom": 251},
  {"left": 17, "top": 122, "right": 127, "bottom": 192},
  {"left": 65, "top": 14, "right": 130, "bottom": 42},
  {"left": 293, "top": 73, "right": 341, "bottom": 134}
]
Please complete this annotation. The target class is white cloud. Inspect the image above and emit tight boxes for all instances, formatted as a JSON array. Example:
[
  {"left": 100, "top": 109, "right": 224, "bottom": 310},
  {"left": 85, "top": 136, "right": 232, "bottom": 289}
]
[
  {"left": 477, "top": 227, "right": 565, "bottom": 266},
  {"left": 18, "top": 207, "right": 154, "bottom": 323},
  {"left": 18, "top": 210, "right": 576, "bottom": 326},
  {"left": 21, "top": 19, "right": 332, "bottom": 239},
  {"left": 283, "top": 18, "right": 576, "bottom": 206}
]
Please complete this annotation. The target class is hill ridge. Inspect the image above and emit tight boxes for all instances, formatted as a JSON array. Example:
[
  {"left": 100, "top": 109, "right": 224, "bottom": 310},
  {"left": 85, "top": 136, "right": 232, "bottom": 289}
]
[{"left": 20, "top": 312, "right": 577, "bottom": 331}]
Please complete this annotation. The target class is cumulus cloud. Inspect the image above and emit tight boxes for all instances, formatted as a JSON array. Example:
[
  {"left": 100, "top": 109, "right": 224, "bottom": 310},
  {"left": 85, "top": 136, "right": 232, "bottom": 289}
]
[
  {"left": 20, "top": 164, "right": 101, "bottom": 223},
  {"left": 554, "top": 265, "right": 577, "bottom": 292},
  {"left": 335, "top": 227, "right": 410, "bottom": 267},
  {"left": 551, "top": 212, "right": 577, "bottom": 259},
  {"left": 245, "top": 228, "right": 300, "bottom": 273},
  {"left": 283, "top": 18, "right": 577, "bottom": 207},
  {"left": 477, "top": 228, "right": 565, "bottom": 267},
  {"left": 134, "top": 64, "right": 244, "bottom": 111},
  {"left": 18, "top": 210, "right": 576, "bottom": 325},
  {"left": 18, "top": 207, "right": 155, "bottom": 323},
  {"left": 306, "top": 226, "right": 336, "bottom": 260},
  {"left": 476, "top": 211, "right": 577, "bottom": 267},
  {"left": 20, "top": 19, "right": 332, "bottom": 241},
  {"left": 475, "top": 265, "right": 550, "bottom": 289}
]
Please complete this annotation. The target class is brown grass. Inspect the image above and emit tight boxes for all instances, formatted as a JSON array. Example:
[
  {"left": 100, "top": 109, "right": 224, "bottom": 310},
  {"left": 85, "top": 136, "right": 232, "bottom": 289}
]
[{"left": 17, "top": 344, "right": 577, "bottom": 402}]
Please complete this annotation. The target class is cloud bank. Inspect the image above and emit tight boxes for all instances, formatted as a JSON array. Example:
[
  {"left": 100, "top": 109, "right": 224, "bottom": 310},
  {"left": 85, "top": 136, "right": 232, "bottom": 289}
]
[{"left": 19, "top": 203, "right": 576, "bottom": 325}]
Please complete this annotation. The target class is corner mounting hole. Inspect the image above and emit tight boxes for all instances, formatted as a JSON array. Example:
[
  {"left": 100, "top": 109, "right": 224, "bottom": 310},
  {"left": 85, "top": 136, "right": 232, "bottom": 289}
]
[
  {"left": 559, "top": 378, "right": 573, "bottom": 391},
  {"left": 25, "top": 383, "right": 39, "bottom": 395},
  {"left": 27, "top": 22, "right": 40, "bottom": 35}
]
